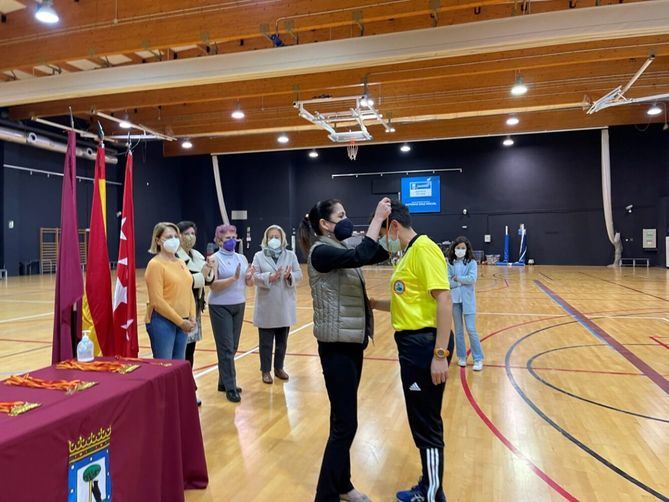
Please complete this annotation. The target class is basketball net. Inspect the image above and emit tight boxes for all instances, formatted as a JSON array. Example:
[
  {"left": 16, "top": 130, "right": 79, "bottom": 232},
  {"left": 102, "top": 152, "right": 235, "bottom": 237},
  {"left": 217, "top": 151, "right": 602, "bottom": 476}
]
[{"left": 347, "top": 140, "right": 358, "bottom": 161}]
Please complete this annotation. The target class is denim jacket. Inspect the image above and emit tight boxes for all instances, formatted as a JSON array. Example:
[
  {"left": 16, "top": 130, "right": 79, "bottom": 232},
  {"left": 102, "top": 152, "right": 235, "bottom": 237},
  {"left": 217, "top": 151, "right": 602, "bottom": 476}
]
[{"left": 447, "top": 258, "right": 477, "bottom": 315}]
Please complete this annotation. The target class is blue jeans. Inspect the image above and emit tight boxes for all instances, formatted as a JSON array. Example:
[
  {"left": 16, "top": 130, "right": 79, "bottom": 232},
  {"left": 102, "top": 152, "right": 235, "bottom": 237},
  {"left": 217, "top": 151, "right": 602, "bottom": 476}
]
[
  {"left": 146, "top": 311, "right": 187, "bottom": 360},
  {"left": 452, "top": 303, "right": 484, "bottom": 362}
]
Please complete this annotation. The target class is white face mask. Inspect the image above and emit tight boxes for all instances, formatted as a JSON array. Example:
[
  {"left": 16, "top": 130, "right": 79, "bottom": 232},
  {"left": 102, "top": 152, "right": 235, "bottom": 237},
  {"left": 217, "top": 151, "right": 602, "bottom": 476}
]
[
  {"left": 268, "top": 237, "right": 282, "bottom": 250},
  {"left": 162, "top": 236, "right": 180, "bottom": 254},
  {"left": 455, "top": 248, "right": 467, "bottom": 259}
]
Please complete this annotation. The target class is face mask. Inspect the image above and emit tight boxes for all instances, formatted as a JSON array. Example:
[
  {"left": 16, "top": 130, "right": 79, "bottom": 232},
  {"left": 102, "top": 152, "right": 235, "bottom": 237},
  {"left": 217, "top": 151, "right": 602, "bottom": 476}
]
[
  {"left": 181, "top": 234, "right": 196, "bottom": 250},
  {"left": 162, "top": 237, "right": 180, "bottom": 254},
  {"left": 455, "top": 248, "right": 467, "bottom": 259},
  {"left": 380, "top": 228, "right": 402, "bottom": 254},
  {"left": 267, "top": 237, "right": 282, "bottom": 250},
  {"left": 331, "top": 218, "right": 354, "bottom": 241},
  {"left": 222, "top": 239, "right": 237, "bottom": 252}
]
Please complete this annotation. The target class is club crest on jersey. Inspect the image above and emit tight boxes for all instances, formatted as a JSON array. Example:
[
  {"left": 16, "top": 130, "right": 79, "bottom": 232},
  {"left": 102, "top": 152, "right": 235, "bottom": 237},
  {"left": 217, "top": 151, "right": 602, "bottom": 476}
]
[{"left": 393, "top": 280, "right": 406, "bottom": 294}]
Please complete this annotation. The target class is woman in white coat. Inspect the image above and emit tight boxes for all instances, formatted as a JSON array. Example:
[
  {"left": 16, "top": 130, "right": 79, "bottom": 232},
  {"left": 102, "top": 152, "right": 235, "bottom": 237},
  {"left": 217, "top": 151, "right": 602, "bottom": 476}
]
[{"left": 252, "top": 225, "right": 303, "bottom": 384}]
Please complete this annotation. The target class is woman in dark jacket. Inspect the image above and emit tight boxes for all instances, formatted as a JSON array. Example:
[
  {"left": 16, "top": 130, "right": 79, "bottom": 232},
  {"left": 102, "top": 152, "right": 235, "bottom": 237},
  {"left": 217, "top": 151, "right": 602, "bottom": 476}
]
[{"left": 298, "top": 197, "right": 391, "bottom": 502}]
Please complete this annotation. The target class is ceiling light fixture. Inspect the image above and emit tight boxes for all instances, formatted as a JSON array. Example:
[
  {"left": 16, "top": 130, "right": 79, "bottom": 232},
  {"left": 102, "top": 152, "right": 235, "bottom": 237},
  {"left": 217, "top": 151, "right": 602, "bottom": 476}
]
[
  {"left": 119, "top": 121, "right": 132, "bottom": 129},
  {"left": 35, "top": 0, "right": 59, "bottom": 24},
  {"left": 511, "top": 76, "right": 528, "bottom": 96},
  {"left": 400, "top": 143, "right": 411, "bottom": 153},
  {"left": 647, "top": 103, "right": 662, "bottom": 116},
  {"left": 277, "top": 134, "right": 289, "bottom": 144},
  {"left": 360, "top": 95, "right": 374, "bottom": 107},
  {"left": 231, "top": 101, "right": 245, "bottom": 120},
  {"left": 181, "top": 139, "right": 193, "bottom": 149},
  {"left": 308, "top": 150, "right": 319, "bottom": 158},
  {"left": 503, "top": 137, "right": 515, "bottom": 147},
  {"left": 506, "top": 116, "right": 520, "bottom": 126}
]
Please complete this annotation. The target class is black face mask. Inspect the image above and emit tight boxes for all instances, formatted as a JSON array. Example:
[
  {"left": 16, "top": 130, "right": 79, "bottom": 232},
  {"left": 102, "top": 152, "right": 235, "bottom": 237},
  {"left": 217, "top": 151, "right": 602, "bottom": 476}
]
[{"left": 330, "top": 218, "right": 354, "bottom": 241}]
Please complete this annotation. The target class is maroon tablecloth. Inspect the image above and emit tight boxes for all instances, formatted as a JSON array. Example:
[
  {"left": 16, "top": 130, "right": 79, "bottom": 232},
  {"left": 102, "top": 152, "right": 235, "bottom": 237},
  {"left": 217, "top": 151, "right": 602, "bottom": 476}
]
[{"left": 0, "top": 359, "right": 208, "bottom": 501}]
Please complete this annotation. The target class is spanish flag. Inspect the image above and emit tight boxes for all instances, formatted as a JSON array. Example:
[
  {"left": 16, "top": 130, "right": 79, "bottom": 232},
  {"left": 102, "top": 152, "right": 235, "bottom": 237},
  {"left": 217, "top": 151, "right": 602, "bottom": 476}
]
[{"left": 82, "top": 144, "right": 114, "bottom": 355}]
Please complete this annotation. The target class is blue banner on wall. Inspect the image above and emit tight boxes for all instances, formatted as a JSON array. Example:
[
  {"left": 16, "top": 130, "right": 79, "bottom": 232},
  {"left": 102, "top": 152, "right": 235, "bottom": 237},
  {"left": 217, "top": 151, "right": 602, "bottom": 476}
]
[{"left": 401, "top": 176, "right": 441, "bottom": 213}]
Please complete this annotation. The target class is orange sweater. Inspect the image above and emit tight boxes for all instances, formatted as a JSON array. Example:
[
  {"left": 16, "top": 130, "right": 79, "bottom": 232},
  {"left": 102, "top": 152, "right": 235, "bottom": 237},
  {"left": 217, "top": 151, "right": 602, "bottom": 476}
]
[{"left": 145, "top": 256, "right": 196, "bottom": 326}]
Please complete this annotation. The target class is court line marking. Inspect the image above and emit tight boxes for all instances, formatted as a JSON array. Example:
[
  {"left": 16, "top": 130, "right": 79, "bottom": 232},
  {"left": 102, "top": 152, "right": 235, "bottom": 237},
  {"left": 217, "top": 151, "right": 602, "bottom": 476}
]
[
  {"left": 0, "top": 299, "right": 53, "bottom": 304},
  {"left": 460, "top": 363, "right": 578, "bottom": 501},
  {"left": 477, "top": 312, "right": 564, "bottom": 317},
  {"left": 650, "top": 336, "right": 669, "bottom": 350},
  {"left": 193, "top": 321, "right": 313, "bottom": 380},
  {"left": 578, "top": 272, "right": 669, "bottom": 303},
  {"left": 0, "top": 312, "right": 51, "bottom": 324},
  {"left": 504, "top": 324, "right": 669, "bottom": 501},
  {"left": 459, "top": 307, "right": 669, "bottom": 501},
  {"left": 0, "top": 344, "right": 50, "bottom": 361},
  {"left": 535, "top": 280, "right": 669, "bottom": 397},
  {"left": 505, "top": 326, "right": 669, "bottom": 499},
  {"left": 526, "top": 343, "right": 669, "bottom": 424}
]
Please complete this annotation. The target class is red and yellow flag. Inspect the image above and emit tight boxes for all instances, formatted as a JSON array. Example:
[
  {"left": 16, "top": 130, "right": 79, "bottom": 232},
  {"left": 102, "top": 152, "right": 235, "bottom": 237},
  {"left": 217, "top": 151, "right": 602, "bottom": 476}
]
[{"left": 82, "top": 145, "right": 114, "bottom": 355}]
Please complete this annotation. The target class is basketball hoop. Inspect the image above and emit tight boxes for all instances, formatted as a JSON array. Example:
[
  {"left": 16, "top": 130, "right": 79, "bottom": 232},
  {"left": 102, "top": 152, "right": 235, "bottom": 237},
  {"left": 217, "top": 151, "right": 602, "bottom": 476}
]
[{"left": 347, "top": 140, "right": 358, "bottom": 161}]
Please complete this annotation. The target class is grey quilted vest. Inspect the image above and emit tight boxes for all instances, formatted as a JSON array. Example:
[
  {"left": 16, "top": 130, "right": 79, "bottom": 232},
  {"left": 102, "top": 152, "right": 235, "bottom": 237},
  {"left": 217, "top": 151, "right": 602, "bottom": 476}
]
[{"left": 308, "top": 236, "right": 367, "bottom": 343}]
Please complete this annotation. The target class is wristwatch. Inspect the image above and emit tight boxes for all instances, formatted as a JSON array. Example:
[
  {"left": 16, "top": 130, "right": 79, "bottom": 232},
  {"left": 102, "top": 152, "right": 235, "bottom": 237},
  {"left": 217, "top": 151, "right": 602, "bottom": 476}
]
[{"left": 433, "top": 347, "right": 450, "bottom": 359}]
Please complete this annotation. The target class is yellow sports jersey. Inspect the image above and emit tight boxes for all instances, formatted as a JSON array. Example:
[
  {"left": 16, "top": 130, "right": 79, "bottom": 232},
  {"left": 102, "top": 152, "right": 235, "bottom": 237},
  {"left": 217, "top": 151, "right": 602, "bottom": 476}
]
[{"left": 390, "top": 235, "right": 450, "bottom": 331}]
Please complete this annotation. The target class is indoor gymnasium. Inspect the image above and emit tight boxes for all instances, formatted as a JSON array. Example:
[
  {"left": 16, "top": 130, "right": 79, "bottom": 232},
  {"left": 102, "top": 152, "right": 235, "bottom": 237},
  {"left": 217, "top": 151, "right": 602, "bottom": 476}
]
[{"left": 0, "top": 1, "right": 668, "bottom": 501}]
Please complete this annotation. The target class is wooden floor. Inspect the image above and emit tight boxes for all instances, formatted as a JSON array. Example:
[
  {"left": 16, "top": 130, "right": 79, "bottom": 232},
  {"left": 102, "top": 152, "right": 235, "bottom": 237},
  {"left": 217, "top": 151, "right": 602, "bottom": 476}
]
[{"left": 1, "top": 265, "right": 669, "bottom": 501}]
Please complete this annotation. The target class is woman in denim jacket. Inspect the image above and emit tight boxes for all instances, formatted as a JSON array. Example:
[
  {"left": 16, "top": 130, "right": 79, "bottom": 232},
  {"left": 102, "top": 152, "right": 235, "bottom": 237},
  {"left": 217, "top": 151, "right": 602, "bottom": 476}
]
[{"left": 446, "top": 236, "right": 484, "bottom": 371}]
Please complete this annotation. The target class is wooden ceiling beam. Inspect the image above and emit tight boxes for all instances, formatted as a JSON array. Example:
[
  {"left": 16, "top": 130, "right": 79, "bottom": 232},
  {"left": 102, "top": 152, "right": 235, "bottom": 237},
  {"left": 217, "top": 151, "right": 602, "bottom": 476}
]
[
  {"left": 0, "top": 0, "right": 646, "bottom": 74},
  {"left": 122, "top": 53, "right": 145, "bottom": 64},
  {"left": 162, "top": 106, "right": 664, "bottom": 156},
  {"left": 146, "top": 81, "right": 669, "bottom": 137},
  {"left": 10, "top": 34, "right": 669, "bottom": 120},
  {"left": 122, "top": 59, "right": 669, "bottom": 120},
  {"left": 54, "top": 61, "right": 84, "bottom": 73}
]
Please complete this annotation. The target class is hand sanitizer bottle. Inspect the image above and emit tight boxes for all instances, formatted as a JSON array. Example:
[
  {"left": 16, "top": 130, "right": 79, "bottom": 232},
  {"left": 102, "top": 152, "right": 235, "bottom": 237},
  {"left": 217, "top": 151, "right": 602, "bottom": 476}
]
[{"left": 77, "top": 331, "right": 94, "bottom": 362}]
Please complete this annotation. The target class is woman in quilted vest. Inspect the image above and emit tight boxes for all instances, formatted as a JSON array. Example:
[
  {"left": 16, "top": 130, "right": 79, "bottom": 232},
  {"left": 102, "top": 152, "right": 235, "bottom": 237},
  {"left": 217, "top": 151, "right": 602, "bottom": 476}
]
[{"left": 297, "top": 197, "right": 391, "bottom": 502}]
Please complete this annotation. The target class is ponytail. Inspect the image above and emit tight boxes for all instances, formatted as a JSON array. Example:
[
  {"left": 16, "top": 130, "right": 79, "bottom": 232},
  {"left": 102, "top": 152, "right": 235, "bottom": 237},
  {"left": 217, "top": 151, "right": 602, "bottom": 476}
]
[
  {"left": 297, "top": 199, "right": 341, "bottom": 255},
  {"left": 297, "top": 214, "right": 315, "bottom": 255}
]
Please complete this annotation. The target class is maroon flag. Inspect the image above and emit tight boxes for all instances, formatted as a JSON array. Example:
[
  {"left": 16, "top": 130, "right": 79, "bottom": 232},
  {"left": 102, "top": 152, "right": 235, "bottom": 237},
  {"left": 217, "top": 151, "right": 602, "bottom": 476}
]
[
  {"left": 112, "top": 151, "right": 138, "bottom": 357},
  {"left": 51, "top": 130, "right": 84, "bottom": 363}
]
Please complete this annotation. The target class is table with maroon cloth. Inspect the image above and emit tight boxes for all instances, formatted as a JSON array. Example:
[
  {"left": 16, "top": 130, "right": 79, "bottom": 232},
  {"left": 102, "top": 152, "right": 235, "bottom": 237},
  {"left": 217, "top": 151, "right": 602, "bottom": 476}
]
[{"left": 0, "top": 359, "right": 208, "bottom": 501}]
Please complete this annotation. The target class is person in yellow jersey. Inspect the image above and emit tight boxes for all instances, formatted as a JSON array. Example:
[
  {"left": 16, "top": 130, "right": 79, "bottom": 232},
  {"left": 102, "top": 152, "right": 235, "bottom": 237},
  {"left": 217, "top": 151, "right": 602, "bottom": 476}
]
[{"left": 371, "top": 200, "right": 454, "bottom": 502}]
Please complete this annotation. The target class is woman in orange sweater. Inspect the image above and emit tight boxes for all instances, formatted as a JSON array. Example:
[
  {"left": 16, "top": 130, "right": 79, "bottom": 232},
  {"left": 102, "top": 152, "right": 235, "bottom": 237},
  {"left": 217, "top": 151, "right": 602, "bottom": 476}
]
[{"left": 145, "top": 222, "right": 197, "bottom": 360}]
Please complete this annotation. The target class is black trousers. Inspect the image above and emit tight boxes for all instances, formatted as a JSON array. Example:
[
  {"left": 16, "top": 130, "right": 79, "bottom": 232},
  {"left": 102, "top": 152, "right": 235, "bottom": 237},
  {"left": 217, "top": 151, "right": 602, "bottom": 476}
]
[
  {"left": 395, "top": 329, "right": 454, "bottom": 502},
  {"left": 315, "top": 341, "right": 364, "bottom": 502},
  {"left": 209, "top": 303, "right": 245, "bottom": 390},
  {"left": 258, "top": 327, "right": 289, "bottom": 372},
  {"left": 185, "top": 341, "right": 196, "bottom": 368}
]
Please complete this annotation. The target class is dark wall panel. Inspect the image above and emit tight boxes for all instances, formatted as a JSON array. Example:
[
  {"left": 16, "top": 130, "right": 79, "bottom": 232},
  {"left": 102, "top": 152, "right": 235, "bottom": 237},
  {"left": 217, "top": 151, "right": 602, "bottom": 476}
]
[
  {"left": 1, "top": 141, "right": 181, "bottom": 274},
  {"left": 3, "top": 124, "right": 668, "bottom": 273}
]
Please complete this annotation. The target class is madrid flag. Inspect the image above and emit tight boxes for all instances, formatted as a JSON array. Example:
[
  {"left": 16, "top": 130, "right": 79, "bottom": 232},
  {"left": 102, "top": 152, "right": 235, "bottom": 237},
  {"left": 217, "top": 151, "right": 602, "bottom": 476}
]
[{"left": 112, "top": 151, "right": 138, "bottom": 357}]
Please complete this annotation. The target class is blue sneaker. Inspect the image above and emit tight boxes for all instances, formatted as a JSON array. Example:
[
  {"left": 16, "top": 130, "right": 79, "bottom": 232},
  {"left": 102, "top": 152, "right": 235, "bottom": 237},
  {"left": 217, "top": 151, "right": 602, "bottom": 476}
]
[
  {"left": 396, "top": 479, "right": 447, "bottom": 502},
  {"left": 396, "top": 481, "right": 426, "bottom": 502}
]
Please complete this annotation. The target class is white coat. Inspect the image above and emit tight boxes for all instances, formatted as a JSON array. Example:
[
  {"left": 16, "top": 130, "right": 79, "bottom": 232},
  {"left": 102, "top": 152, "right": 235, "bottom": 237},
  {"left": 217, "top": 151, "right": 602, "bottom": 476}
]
[{"left": 251, "top": 248, "right": 303, "bottom": 329}]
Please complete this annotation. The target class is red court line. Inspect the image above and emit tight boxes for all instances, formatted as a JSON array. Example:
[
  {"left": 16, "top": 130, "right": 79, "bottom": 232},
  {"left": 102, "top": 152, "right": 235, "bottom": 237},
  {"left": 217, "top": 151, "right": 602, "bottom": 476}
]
[
  {"left": 192, "top": 352, "right": 399, "bottom": 371},
  {"left": 460, "top": 365, "right": 579, "bottom": 501},
  {"left": 536, "top": 281, "right": 669, "bottom": 397},
  {"left": 478, "top": 278, "right": 509, "bottom": 293},
  {"left": 456, "top": 308, "right": 669, "bottom": 500},
  {"left": 579, "top": 272, "right": 669, "bottom": 303},
  {"left": 650, "top": 337, "right": 669, "bottom": 350}
]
